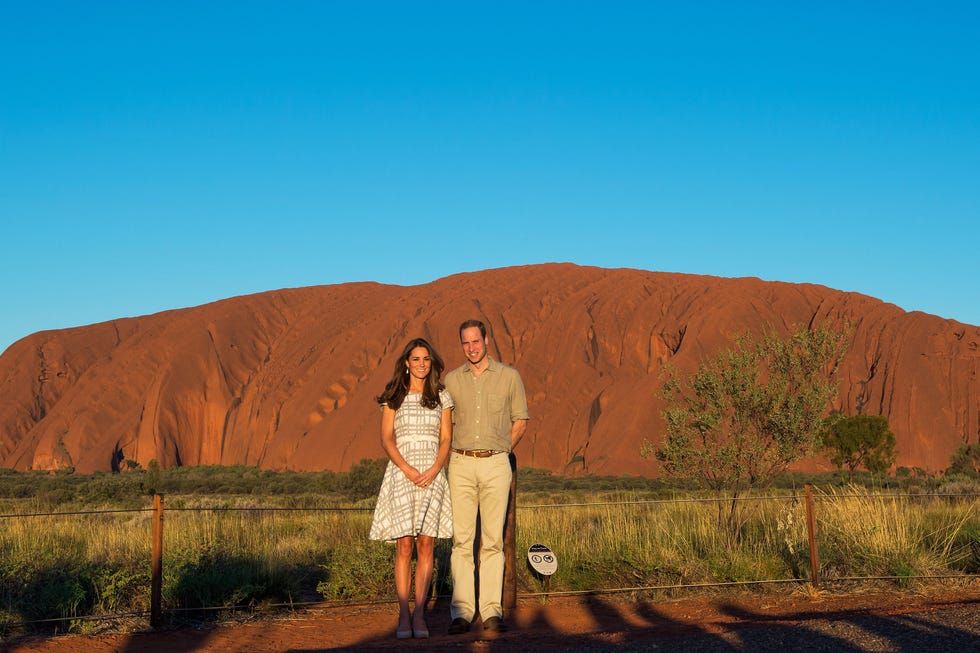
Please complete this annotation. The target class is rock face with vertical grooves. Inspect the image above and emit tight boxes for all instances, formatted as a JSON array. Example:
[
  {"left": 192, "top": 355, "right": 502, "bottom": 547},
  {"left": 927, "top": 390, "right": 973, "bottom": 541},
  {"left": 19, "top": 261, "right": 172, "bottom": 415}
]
[{"left": 0, "top": 264, "right": 977, "bottom": 476}]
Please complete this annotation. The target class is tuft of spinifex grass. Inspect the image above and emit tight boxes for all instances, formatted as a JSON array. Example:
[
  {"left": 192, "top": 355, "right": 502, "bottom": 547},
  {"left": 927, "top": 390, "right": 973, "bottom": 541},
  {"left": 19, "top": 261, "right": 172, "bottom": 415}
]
[{"left": 814, "top": 485, "right": 977, "bottom": 580}]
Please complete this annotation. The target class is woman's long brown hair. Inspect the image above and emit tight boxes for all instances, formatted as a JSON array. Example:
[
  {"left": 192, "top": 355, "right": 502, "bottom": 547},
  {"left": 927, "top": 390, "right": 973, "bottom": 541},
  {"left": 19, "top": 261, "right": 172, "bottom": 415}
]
[{"left": 375, "top": 337, "right": 445, "bottom": 410}]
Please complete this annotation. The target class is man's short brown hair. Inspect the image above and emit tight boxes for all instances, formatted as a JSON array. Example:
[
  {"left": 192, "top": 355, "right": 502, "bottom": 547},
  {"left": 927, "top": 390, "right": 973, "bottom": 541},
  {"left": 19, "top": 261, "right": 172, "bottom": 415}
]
[{"left": 459, "top": 319, "right": 487, "bottom": 340}]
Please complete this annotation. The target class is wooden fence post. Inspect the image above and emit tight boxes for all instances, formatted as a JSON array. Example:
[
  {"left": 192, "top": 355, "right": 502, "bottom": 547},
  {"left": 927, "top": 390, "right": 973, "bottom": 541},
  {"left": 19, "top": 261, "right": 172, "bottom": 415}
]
[
  {"left": 151, "top": 493, "right": 164, "bottom": 628},
  {"left": 804, "top": 484, "right": 819, "bottom": 588},
  {"left": 503, "top": 452, "right": 517, "bottom": 610}
]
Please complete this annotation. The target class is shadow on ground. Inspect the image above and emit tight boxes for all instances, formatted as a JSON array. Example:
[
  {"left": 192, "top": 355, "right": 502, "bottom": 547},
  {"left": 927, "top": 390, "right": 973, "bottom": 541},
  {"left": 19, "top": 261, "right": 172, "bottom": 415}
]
[
  {"left": 5, "top": 590, "right": 979, "bottom": 652},
  {"left": 287, "top": 591, "right": 980, "bottom": 652}
]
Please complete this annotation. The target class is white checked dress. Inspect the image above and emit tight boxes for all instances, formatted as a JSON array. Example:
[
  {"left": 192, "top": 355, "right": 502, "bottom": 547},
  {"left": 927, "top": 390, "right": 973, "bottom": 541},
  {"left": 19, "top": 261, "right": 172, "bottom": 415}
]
[{"left": 369, "top": 389, "right": 454, "bottom": 540}]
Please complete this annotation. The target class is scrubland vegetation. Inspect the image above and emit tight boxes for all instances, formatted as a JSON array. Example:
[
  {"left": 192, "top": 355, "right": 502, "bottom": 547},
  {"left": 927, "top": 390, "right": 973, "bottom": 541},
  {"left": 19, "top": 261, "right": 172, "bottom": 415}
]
[{"left": 1, "top": 462, "right": 978, "bottom": 636}]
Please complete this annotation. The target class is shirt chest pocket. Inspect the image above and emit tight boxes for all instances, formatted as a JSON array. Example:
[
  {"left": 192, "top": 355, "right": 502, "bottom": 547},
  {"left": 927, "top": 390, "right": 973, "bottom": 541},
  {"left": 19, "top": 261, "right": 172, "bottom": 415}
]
[{"left": 488, "top": 393, "right": 506, "bottom": 415}]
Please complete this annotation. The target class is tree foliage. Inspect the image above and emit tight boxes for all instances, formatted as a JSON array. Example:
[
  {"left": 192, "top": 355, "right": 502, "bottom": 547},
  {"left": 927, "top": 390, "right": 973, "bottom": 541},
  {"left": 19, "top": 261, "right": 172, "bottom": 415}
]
[
  {"left": 947, "top": 443, "right": 980, "bottom": 478},
  {"left": 648, "top": 323, "right": 850, "bottom": 536},
  {"left": 821, "top": 414, "right": 897, "bottom": 480}
]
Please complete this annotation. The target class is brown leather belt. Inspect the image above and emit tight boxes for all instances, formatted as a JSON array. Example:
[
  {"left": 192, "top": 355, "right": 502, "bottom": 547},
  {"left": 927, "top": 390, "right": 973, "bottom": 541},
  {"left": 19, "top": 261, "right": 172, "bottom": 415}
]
[{"left": 453, "top": 449, "right": 505, "bottom": 458}]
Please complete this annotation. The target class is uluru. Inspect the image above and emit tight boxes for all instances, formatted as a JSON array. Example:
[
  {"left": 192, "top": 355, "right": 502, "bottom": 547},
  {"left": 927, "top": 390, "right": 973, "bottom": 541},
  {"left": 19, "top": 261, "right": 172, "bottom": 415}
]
[{"left": 1, "top": 264, "right": 977, "bottom": 476}]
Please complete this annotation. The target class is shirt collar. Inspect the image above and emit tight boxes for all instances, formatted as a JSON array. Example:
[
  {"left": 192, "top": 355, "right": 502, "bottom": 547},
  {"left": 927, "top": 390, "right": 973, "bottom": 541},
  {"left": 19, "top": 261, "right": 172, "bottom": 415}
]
[{"left": 463, "top": 356, "right": 498, "bottom": 375}]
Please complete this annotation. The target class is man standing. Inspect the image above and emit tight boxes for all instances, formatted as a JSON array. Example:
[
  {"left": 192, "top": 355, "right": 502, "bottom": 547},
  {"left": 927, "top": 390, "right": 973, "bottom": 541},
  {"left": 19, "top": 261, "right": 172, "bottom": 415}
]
[{"left": 444, "top": 319, "right": 528, "bottom": 634}]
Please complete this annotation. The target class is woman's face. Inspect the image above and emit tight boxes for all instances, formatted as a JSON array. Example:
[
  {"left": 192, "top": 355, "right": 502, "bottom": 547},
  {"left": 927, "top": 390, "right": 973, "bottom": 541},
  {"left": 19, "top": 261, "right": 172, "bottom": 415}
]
[{"left": 405, "top": 346, "right": 432, "bottom": 382}]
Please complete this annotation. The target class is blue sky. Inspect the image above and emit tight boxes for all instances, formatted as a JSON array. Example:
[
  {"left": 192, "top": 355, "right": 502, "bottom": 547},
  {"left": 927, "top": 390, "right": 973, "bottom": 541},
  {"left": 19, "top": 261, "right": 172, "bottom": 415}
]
[{"left": 2, "top": 1, "right": 978, "bottom": 355}]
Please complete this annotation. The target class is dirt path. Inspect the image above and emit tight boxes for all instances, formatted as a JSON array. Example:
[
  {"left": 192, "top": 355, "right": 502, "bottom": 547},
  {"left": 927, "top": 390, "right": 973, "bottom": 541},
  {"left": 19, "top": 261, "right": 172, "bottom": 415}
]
[{"left": 4, "top": 587, "right": 979, "bottom": 652}]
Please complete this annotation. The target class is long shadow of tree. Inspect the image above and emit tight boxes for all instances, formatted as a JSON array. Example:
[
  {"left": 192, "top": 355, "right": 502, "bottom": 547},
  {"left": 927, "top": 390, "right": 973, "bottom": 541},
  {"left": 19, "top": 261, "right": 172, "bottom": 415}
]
[
  {"left": 0, "top": 549, "right": 325, "bottom": 647},
  {"left": 716, "top": 599, "right": 980, "bottom": 652},
  {"left": 165, "top": 548, "right": 326, "bottom": 623},
  {"left": 0, "top": 562, "right": 149, "bottom": 637}
]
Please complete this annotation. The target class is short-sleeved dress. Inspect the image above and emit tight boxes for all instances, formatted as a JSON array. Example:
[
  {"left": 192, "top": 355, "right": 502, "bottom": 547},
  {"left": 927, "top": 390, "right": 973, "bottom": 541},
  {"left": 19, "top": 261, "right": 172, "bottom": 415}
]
[{"left": 369, "top": 388, "right": 454, "bottom": 540}]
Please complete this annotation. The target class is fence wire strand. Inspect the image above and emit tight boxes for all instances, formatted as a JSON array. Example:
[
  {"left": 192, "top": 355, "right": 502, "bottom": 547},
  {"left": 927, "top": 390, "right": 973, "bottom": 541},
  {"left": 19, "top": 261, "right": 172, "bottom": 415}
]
[
  {"left": 4, "top": 575, "right": 979, "bottom": 630},
  {"left": 4, "top": 491, "right": 979, "bottom": 519}
]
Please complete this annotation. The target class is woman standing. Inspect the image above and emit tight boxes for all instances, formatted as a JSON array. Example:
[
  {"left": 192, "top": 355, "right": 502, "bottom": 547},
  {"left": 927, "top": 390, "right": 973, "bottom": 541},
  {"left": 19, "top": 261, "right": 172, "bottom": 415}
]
[{"left": 369, "top": 337, "right": 453, "bottom": 639}]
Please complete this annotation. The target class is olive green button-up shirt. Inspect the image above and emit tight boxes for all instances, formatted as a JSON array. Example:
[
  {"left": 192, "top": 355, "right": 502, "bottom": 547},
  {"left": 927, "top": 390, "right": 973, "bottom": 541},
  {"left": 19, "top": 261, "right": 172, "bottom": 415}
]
[{"left": 444, "top": 357, "right": 529, "bottom": 452}]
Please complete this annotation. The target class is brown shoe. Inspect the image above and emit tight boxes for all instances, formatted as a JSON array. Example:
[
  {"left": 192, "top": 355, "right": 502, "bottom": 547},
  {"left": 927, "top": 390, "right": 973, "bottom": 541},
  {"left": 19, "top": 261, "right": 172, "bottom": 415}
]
[
  {"left": 482, "top": 616, "right": 508, "bottom": 632},
  {"left": 448, "top": 617, "right": 471, "bottom": 634}
]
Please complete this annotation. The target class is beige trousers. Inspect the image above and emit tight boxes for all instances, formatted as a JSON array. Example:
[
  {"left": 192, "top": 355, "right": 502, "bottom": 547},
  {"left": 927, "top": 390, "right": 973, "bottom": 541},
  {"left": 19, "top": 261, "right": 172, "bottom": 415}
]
[{"left": 447, "top": 451, "right": 512, "bottom": 621}]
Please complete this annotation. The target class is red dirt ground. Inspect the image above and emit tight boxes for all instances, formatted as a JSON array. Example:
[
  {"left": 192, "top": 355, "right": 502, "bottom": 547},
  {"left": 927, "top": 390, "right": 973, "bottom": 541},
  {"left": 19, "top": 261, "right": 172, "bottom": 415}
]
[{"left": 4, "top": 586, "right": 979, "bottom": 653}]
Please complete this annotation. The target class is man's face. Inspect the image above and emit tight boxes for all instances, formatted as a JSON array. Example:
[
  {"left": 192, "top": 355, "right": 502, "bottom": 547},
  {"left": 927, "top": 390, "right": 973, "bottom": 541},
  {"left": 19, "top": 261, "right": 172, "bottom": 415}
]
[{"left": 460, "top": 326, "right": 488, "bottom": 367}]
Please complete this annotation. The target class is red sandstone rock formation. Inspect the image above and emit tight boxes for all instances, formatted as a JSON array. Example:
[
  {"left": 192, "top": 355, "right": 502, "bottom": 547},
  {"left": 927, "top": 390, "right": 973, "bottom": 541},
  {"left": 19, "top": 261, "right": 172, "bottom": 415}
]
[{"left": 1, "top": 264, "right": 977, "bottom": 476}]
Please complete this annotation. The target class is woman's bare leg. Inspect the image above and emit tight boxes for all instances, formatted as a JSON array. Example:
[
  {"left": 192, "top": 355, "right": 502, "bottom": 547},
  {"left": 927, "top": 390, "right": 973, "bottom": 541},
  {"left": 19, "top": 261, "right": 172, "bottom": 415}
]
[
  {"left": 413, "top": 535, "right": 435, "bottom": 632},
  {"left": 395, "top": 536, "right": 414, "bottom": 633}
]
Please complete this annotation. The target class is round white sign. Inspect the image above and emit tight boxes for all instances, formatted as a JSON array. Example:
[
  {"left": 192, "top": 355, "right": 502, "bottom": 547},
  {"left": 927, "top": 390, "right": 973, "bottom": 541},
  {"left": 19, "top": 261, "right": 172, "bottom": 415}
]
[{"left": 527, "top": 543, "right": 557, "bottom": 576}]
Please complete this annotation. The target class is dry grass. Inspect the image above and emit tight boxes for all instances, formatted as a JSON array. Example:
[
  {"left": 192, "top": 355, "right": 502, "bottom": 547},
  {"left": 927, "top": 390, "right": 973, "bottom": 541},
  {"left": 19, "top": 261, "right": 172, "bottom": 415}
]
[
  {"left": 515, "top": 488, "right": 979, "bottom": 592},
  {"left": 1, "top": 487, "right": 977, "bottom": 633}
]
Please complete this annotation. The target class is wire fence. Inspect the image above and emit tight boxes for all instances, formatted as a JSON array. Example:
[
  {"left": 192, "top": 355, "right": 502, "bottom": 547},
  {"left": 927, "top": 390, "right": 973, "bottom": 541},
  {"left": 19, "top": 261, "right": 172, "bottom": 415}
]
[{"left": 1, "top": 487, "right": 978, "bottom": 632}]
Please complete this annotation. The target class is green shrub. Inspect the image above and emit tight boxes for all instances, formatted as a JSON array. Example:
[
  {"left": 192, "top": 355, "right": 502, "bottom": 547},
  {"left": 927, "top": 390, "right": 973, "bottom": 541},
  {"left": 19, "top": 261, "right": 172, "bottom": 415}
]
[{"left": 317, "top": 540, "right": 394, "bottom": 601}]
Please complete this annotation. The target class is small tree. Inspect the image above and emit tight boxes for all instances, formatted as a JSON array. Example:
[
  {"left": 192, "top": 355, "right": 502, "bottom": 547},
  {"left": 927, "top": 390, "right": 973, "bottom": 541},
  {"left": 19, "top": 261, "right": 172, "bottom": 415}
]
[
  {"left": 144, "top": 459, "right": 162, "bottom": 496},
  {"left": 646, "top": 323, "right": 850, "bottom": 539},
  {"left": 947, "top": 443, "right": 980, "bottom": 478},
  {"left": 822, "top": 414, "right": 897, "bottom": 481}
]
